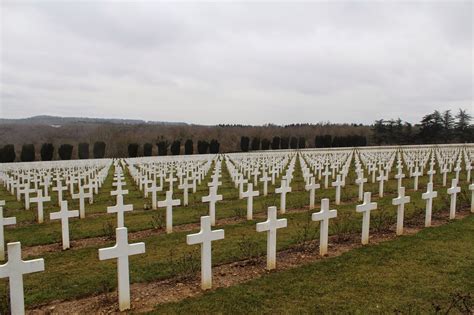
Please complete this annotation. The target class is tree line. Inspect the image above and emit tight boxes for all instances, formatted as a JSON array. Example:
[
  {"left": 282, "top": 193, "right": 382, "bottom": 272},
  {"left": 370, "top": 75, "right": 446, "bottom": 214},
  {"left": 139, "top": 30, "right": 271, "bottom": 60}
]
[
  {"left": 372, "top": 108, "right": 472, "bottom": 145},
  {"left": 0, "top": 139, "right": 221, "bottom": 162},
  {"left": 127, "top": 139, "right": 220, "bottom": 157},
  {"left": 0, "top": 142, "right": 106, "bottom": 163},
  {"left": 240, "top": 134, "right": 367, "bottom": 152}
]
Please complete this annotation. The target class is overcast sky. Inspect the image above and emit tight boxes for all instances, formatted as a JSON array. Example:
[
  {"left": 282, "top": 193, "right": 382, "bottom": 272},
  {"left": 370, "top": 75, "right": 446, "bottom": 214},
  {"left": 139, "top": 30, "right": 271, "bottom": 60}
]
[{"left": 1, "top": 1, "right": 472, "bottom": 125}]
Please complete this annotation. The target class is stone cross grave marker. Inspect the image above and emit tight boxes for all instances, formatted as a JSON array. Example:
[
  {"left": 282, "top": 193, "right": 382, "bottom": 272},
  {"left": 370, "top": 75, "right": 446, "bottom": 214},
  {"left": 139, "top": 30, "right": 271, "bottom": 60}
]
[
  {"left": 256, "top": 206, "right": 287, "bottom": 270},
  {"left": 186, "top": 216, "right": 224, "bottom": 290},
  {"left": 99, "top": 227, "right": 145, "bottom": 311}
]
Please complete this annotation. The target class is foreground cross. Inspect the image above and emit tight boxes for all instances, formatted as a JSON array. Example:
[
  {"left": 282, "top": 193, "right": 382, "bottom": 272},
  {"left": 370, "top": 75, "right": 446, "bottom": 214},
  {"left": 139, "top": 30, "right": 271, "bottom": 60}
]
[
  {"left": 256, "top": 206, "right": 287, "bottom": 270},
  {"left": 447, "top": 179, "right": 461, "bottom": 219},
  {"left": 99, "top": 227, "right": 145, "bottom": 311},
  {"left": 158, "top": 190, "right": 181, "bottom": 233},
  {"left": 0, "top": 202, "right": 16, "bottom": 260},
  {"left": 0, "top": 242, "right": 44, "bottom": 315},
  {"left": 186, "top": 216, "right": 224, "bottom": 290},
  {"left": 422, "top": 182, "right": 437, "bottom": 227},
  {"left": 311, "top": 198, "right": 337, "bottom": 256},
  {"left": 242, "top": 183, "right": 259, "bottom": 220},
  {"left": 392, "top": 186, "right": 410, "bottom": 235},
  {"left": 107, "top": 194, "right": 133, "bottom": 228},
  {"left": 50, "top": 201, "right": 79, "bottom": 250},
  {"left": 356, "top": 192, "right": 377, "bottom": 245}
]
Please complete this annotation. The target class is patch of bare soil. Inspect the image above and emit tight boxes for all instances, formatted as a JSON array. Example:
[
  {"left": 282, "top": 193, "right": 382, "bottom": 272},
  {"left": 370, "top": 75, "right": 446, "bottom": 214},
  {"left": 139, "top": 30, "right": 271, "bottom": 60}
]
[{"left": 28, "top": 208, "right": 473, "bottom": 314}]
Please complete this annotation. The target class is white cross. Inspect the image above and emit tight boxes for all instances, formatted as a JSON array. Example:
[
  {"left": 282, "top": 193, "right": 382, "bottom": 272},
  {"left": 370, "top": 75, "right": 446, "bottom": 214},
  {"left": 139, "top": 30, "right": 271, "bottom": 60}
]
[
  {"left": 441, "top": 165, "right": 449, "bottom": 186},
  {"left": 311, "top": 198, "right": 337, "bottom": 256},
  {"left": 256, "top": 206, "right": 287, "bottom": 270},
  {"left": 331, "top": 174, "right": 344, "bottom": 205},
  {"left": 241, "top": 183, "right": 259, "bottom": 220},
  {"left": 394, "top": 168, "right": 405, "bottom": 190},
  {"left": 447, "top": 179, "right": 461, "bottom": 219},
  {"left": 427, "top": 168, "right": 436, "bottom": 183},
  {"left": 186, "top": 216, "right": 224, "bottom": 290},
  {"left": 165, "top": 173, "right": 177, "bottom": 193},
  {"left": 72, "top": 186, "right": 87, "bottom": 219},
  {"left": 22, "top": 185, "right": 34, "bottom": 211},
  {"left": 235, "top": 175, "right": 248, "bottom": 199},
  {"left": 275, "top": 179, "right": 292, "bottom": 214},
  {"left": 422, "top": 182, "right": 437, "bottom": 227},
  {"left": 158, "top": 190, "right": 181, "bottom": 233},
  {"left": 376, "top": 170, "right": 387, "bottom": 198},
  {"left": 259, "top": 172, "right": 271, "bottom": 196},
  {"left": 178, "top": 178, "right": 192, "bottom": 206},
  {"left": 202, "top": 185, "right": 223, "bottom": 226},
  {"left": 108, "top": 194, "right": 133, "bottom": 228},
  {"left": 392, "top": 186, "right": 410, "bottom": 235},
  {"left": 355, "top": 172, "right": 368, "bottom": 202},
  {"left": 99, "top": 227, "right": 145, "bottom": 311},
  {"left": 356, "top": 192, "right": 377, "bottom": 245},
  {"left": 411, "top": 167, "right": 422, "bottom": 191},
  {"left": 50, "top": 201, "right": 79, "bottom": 250},
  {"left": 52, "top": 180, "right": 66, "bottom": 207},
  {"left": 0, "top": 202, "right": 16, "bottom": 260},
  {"left": 322, "top": 167, "right": 331, "bottom": 189},
  {"left": 30, "top": 190, "right": 50, "bottom": 224},
  {"left": 0, "top": 242, "right": 44, "bottom": 315},
  {"left": 305, "top": 176, "right": 320, "bottom": 210},
  {"left": 146, "top": 180, "right": 162, "bottom": 210}
]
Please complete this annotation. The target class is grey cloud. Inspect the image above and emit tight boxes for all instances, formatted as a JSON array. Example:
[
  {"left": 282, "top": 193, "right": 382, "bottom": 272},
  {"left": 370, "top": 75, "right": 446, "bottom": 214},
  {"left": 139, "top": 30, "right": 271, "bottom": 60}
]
[{"left": 0, "top": 1, "right": 472, "bottom": 125}]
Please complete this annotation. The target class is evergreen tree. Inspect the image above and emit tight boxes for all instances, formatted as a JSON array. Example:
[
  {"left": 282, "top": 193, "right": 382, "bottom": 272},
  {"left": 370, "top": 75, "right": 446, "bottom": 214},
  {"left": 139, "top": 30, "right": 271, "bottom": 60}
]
[
  {"left": 455, "top": 108, "right": 473, "bottom": 142},
  {"left": 93, "top": 141, "right": 106, "bottom": 158},
  {"left": 170, "top": 140, "right": 181, "bottom": 155},
  {"left": 58, "top": 144, "right": 73, "bottom": 160},
  {"left": 78, "top": 143, "right": 89, "bottom": 159},
  {"left": 209, "top": 139, "right": 220, "bottom": 153},
  {"left": 251, "top": 137, "right": 261, "bottom": 151},
  {"left": 2, "top": 145, "right": 16, "bottom": 162},
  {"left": 290, "top": 137, "right": 298, "bottom": 149},
  {"left": 21, "top": 144, "right": 35, "bottom": 162},
  {"left": 261, "top": 138, "right": 271, "bottom": 150},
  {"left": 197, "top": 140, "right": 209, "bottom": 154},
  {"left": 143, "top": 143, "right": 153, "bottom": 156},
  {"left": 185, "top": 139, "right": 193, "bottom": 155},
  {"left": 240, "top": 136, "right": 250, "bottom": 152},
  {"left": 40, "top": 143, "right": 54, "bottom": 161},
  {"left": 298, "top": 137, "right": 305, "bottom": 149},
  {"left": 157, "top": 141, "right": 169, "bottom": 156},
  {"left": 271, "top": 136, "right": 281, "bottom": 150},
  {"left": 128, "top": 143, "right": 139, "bottom": 157}
]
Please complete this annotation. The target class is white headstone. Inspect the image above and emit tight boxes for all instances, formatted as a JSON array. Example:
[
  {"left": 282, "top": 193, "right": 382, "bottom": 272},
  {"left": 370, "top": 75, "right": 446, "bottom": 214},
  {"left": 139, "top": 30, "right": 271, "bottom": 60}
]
[
  {"left": 241, "top": 183, "right": 259, "bottom": 220},
  {"left": 356, "top": 192, "right": 377, "bottom": 245},
  {"left": 422, "top": 182, "right": 437, "bottom": 227},
  {"left": 0, "top": 202, "right": 16, "bottom": 260},
  {"left": 311, "top": 198, "right": 337, "bottom": 256},
  {"left": 256, "top": 206, "right": 287, "bottom": 270},
  {"left": 158, "top": 190, "right": 181, "bottom": 233},
  {"left": 107, "top": 194, "right": 133, "bottom": 228},
  {"left": 186, "top": 216, "right": 224, "bottom": 290},
  {"left": 50, "top": 201, "right": 79, "bottom": 250},
  {"left": 0, "top": 242, "right": 44, "bottom": 315},
  {"left": 447, "top": 179, "right": 461, "bottom": 219},
  {"left": 98, "top": 227, "right": 145, "bottom": 311},
  {"left": 392, "top": 186, "right": 410, "bottom": 235}
]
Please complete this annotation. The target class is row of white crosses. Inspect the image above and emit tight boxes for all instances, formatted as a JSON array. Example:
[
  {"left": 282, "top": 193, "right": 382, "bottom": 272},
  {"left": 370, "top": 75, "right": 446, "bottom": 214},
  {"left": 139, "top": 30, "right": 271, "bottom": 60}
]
[{"left": 0, "top": 159, "right": 113, "bottom": 314}]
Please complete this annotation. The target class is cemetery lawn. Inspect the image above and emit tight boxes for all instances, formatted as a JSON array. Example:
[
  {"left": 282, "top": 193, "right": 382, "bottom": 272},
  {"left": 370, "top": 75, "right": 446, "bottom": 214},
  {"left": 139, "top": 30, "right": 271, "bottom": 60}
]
[{"left": 153, "top": 214, "right": 474, "bottom": 314}]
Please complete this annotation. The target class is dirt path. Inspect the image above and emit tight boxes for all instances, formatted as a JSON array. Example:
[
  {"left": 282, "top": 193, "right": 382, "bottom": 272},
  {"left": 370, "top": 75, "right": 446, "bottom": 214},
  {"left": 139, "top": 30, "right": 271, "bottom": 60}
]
[{"left": 28, "top": 209, "right": 472, "bottom": 314}]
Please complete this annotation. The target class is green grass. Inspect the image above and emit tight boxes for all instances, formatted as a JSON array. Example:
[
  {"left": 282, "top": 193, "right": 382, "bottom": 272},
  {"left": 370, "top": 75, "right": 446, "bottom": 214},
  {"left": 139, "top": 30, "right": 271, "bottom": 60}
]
[
  {"left": 0, "top": 155, "right": 471, "bottom": 309},
  {"left": 152, "top": 215, "right": 474, "bottom": 314}
]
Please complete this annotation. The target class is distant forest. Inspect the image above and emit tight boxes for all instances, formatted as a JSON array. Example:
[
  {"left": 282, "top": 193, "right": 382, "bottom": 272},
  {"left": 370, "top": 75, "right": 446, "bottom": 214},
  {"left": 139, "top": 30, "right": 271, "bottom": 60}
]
[{"left": 0, "top": 108, "right": 472, "bottom": 162}]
